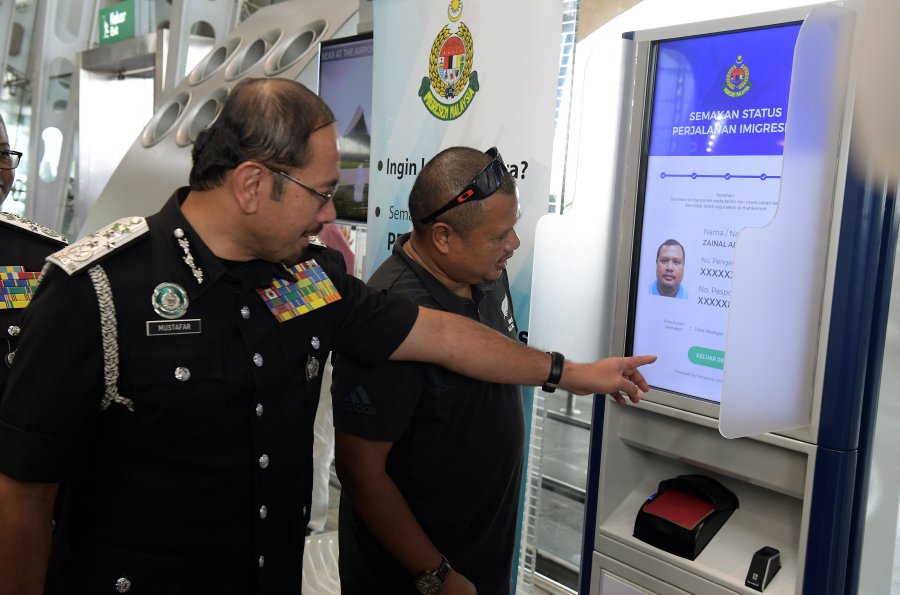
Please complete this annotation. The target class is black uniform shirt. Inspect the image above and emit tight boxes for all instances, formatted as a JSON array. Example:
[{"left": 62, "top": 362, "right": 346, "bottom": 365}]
[
  {"left": 0, "top": 212, "right": 66, "bottom": 395},
  {"left": 0, "top": 189, "right": 418, "bottom": 595},
  {"left": 333, "top": 233, "right": 525, "bottom": 595}
]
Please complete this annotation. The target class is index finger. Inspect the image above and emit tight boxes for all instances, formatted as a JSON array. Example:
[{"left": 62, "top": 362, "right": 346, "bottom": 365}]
[{"left": 624, "top": 354, "right": 657, "bottom": 368}]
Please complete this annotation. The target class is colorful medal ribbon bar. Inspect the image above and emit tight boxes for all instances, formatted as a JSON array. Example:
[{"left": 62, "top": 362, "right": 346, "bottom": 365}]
[
  {"left": 0, "top": 266, "right": 42, "bottom": 310},
  {"left": 257, "top": 259, "right": 342, "bottom": 322}
]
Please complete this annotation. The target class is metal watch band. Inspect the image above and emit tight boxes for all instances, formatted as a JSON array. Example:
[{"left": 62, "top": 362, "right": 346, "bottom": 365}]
[{"left": 413, "top": 555, "right": 452, "bottom": 594}]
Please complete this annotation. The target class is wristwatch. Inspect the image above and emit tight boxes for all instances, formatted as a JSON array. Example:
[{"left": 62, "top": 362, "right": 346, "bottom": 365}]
[
  {"left": 413, "top": 555, "right": 452, "bottom": 594},
  {"left": 542, "top": 351, "right": 565, "bottom": 393}
]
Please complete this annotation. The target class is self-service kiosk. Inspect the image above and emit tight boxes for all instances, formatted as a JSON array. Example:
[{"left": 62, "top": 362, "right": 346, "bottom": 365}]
[{"left": 529, "top": 2, "right": 897, "bottom": 594}]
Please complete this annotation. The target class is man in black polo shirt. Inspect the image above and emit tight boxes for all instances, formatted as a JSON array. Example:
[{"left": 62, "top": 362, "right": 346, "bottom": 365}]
[{"left": 333, "top": 147, "right": 587, "bottom": 594}]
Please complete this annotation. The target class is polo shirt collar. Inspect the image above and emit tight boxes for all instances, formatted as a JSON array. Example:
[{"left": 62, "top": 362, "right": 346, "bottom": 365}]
[{"left": 392, "top": 232, "right": 486, "bottom": 314}]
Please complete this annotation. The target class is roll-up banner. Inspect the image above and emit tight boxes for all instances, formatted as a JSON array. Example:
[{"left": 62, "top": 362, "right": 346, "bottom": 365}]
[{"left": 367, "top": 0, "right": 562, "bottom": 331}]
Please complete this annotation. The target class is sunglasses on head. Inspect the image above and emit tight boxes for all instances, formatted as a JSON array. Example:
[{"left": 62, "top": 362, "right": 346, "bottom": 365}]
[{"left": 419, "top": 147, "right": 507, "bottom": 225}]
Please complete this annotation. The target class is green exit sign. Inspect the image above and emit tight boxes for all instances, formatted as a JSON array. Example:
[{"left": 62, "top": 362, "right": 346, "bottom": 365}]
[{"left": 99, "top": 0, "right": 136, "bottom": 46}]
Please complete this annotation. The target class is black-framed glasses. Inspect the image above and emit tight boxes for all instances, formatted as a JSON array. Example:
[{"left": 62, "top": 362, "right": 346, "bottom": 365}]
[
  {"left": 264, "top": 164, "right": 337, "bottom": 204},
  {"left": 419, "top": 147, "right": 507, "bottom": 225},
  {"left": 0, "top": 150, "right": 23, "bottom": 170}
]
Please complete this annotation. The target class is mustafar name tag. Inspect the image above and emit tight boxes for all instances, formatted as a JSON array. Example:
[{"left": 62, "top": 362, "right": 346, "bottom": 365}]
[{"left": 146, "top": 319, "right": 202, "bottom": 336}]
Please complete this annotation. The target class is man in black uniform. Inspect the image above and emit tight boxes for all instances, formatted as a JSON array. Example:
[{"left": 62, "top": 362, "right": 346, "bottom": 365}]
[
  {"left": 0, "top": 112, "right": 67, "bottom": 395},
  {"left": 333, "top": 146, "right": 527, "bottom": 595},
  {"left": 0, "top": 78, "right": 654, "bottom": 595}
]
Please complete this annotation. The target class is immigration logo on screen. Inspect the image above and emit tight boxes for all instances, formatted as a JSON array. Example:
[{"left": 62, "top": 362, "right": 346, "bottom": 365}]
[
  {"left": 723, "top": 55, "right": 751, "bottom": 98},
  {"left": 418, "top": 0, "right": 480, "bottom": 121}
]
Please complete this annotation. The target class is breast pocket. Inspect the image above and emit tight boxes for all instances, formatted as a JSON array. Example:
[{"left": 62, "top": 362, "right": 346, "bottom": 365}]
[{"left": 126, "top": 340, "right": 232, "bottom": 444}]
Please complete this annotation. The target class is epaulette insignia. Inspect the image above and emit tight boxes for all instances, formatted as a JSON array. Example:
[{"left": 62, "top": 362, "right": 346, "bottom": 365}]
[
  {"left": 307, "top": 234, "right": 327, "bottom": 247},
  {"left": 0, "top": 212, "right": 67, "bottom": 244},
  {"left": 48, "top": 216, "right": 149, "bottom": 275}
]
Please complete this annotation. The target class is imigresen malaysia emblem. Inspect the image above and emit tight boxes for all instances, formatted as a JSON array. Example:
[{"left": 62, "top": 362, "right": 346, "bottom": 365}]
[
  {"left": 418, "top": 2, "right": 479, "bottom": 121},
  {"left": 723, "top": 55, "right": 751, "bottom": 98}
]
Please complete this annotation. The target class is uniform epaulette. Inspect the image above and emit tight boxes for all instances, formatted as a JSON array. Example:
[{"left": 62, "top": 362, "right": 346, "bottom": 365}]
[
  {"left": 307, "top": 234, "right": 327, "bottom": 247},
  {"left": 47, "top": 216, "right": 149, "bottom": 276},
  {"left": 0, "top": 211, "right": 67, "bottom": 245}
]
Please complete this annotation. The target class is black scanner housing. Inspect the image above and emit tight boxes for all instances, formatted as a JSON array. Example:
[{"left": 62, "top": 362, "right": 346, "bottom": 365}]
[{"left": 633, "top": 474, "right": 739, "bottom": 560}]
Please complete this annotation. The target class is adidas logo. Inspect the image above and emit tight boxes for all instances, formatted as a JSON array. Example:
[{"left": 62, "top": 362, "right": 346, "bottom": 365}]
[{"left": 341, "top": 385, "right": 377, "bottom": 415}]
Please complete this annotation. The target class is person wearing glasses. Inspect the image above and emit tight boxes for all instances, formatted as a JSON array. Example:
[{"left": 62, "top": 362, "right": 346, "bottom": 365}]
[
  {"left": 0, "top": 78, "right": 654, "bottom": 595},
  {"left": 328, "top": 147, "right": 552, "bottom": 594},
  {"left": 0, "top": 112, "right": 67, "bottom": 397}
]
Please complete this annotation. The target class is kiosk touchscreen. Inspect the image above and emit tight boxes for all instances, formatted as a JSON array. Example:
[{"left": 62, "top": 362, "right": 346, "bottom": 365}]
[{"left": 627, "top": 23, "right": 801, "bottom": 404}]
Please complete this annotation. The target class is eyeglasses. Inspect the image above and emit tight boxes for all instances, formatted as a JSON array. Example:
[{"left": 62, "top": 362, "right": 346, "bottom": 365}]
[
  {"left": 0, "top": 150, "right": 23, "bottom": 170},
  {"left": 264, "top": 164, "right": 337, "bottom": 204},
  {"left": 419, "top": 147, "right": 507, "bottom": 225}
]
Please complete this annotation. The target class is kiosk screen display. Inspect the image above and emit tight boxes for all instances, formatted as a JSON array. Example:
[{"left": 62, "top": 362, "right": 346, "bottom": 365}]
[
  {"left": 318, "top": 33, "right": 374, "bottom": 222},
  {"left": 629, "top": 23, "right": 801, "bottom": 403}
]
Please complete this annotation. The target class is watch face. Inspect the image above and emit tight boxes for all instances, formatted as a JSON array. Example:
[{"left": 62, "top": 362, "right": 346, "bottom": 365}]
[{"left": 414, "top": 574, "right": 443, "bottom": 595}]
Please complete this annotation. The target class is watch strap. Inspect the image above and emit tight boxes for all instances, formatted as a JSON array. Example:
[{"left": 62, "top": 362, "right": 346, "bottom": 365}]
[{"left": 542, "top": 351, "right": 565, "bottom": 393}]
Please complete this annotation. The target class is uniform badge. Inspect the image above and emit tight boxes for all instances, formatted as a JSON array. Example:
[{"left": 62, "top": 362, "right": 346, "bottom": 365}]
[
  {"left": 151, "top": 282, "right": 189, "bottom": 319},
  {"left": 306, "top": 355, "right": 320, "bottom": 381}
]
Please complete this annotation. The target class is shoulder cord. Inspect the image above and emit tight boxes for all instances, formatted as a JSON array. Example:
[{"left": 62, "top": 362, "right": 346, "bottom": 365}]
[{"left": 87, "top": 265, "right": 134, "bottom": 412}]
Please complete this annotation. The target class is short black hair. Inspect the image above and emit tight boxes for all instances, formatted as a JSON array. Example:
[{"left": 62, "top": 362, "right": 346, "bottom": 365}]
[
  {"left": 409, "top": 146, "right": 516, "bottom": 235},
  {"left": 189, "top": 78, "right": 335, "bottom": 194},
  {"left": 656, "top": 238, "right": 685, "bottom": 261}
]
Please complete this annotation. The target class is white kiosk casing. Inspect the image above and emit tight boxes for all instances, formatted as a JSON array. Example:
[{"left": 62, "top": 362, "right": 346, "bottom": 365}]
[{"left": 538, "top": 3, "right": 873, "bottom": 594}]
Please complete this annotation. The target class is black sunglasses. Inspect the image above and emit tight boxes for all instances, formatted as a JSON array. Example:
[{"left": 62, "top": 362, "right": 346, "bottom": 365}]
[{"left": 419, "top": 147, "right": 507, "bottom": 225}]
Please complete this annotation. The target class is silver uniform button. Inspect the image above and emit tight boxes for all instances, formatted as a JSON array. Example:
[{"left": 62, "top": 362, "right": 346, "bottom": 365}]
[
  {"left": 6, "top": 351, "right": 14, "bottom": 366},
  {"left": 174, "top": 366, "right": 191, "bottom": 382},
  {"left": 173, "top": 228, "right": 185, "bottom": 239},
  {"left": 241, "top": 306, "right": 250, "bottom": 319},
  {"left": 311, "top": 336, "right": 320, "bottom": 349},
  {"left": 259, "top": 454, "right": 269, "bottom": 469},
  {"left": 115, "top": 577, "right": 132, "bottom": 593},
  {"left": 253, "top": 353, "right": 263, "bottom": 367},
  {"left": 255, "top": 403, "right": 264, "bottom": 417},
  {"left": 258, "top": 555, "right": 265, "bottom": 568},
  {"left": 259, "top": 505, "right": 268, "bottom": 519},
  {"left": 7, "top": 325, "right": 20, "bottom": 337}
]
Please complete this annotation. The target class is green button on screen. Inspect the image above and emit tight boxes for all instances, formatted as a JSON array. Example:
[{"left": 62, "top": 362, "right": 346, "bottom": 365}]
[{"left": 688, "top": 346, "right": 725, "bottom": 369}]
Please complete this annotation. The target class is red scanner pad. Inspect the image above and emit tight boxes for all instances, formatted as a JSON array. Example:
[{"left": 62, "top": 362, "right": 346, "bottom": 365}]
[{"left": 642, "top": 489, "right": 716, "bottom": 530}]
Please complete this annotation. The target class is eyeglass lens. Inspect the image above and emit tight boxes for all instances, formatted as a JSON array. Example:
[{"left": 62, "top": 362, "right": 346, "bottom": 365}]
[{"left": 0, "top": 151, "right": 21, "bottom": 170}]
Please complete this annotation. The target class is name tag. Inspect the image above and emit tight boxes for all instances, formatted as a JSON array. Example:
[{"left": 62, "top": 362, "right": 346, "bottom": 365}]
[{"left": 146, "top": 318, "right": 202, "bottom": 336}]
